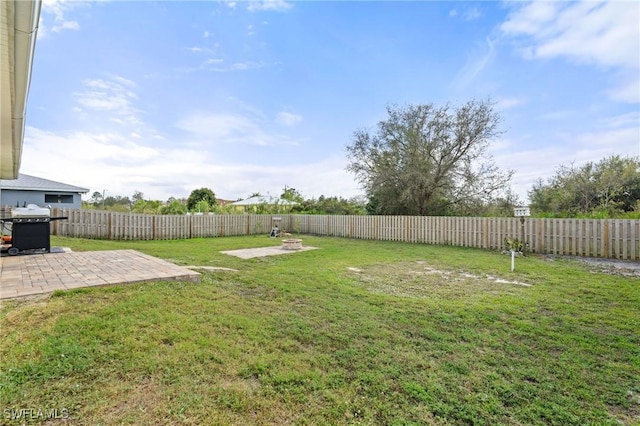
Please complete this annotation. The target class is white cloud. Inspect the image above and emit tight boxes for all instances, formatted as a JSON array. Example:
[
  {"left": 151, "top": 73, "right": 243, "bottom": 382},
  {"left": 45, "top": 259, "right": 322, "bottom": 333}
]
[
  {"left": 449, "top": 7, "right": 481, "bottom": 21},
  {"left": 177, "top": 156, "right": 361, "bottom": 201},
  {"left": 452, "top": 37, "right": 496, "bottom": 89},
  {"left": 500, "top": 1, "right": 558, "bottom": 36},
  {"left": 538, "top": 109, "right": 577, "bottom": 121},
  {"left": 492, "top": 113, "right": 640, "bottom": 201},
  {"left": 230, "top": 62, "right": 263, "bottom": 71},
  {"left": 463, "top": 8, "right": 481, "bottom": 21},
  {"left": 176, "top": 113, "right": 260, "bottom": 142},
  {"left": 20, "top": 124, "right": 360, "bottom": 201},
  {"left": 109, "top": 75, "right": 136, "bottom": 88},
  {"left": 187, "top": 46, "right": 219, "bottom": 56},
  {"left": 179, "top": 60, "right": 263, "bottom": 73},
  {"left": 500, "top": 0, "right": 640, "bottom": 103},
  {"left": 606, "top": 77, "right": 640, "bottom": 104},
  {"left": 276, "top": 111, "right": 302, "bottom": 127},
  {"left": 184, "top": 38, "right": 224, "bottom": 74},
  {"left": 246, "top": 0, "right": 293, "bottom": 13},
  {"left": 21, "top": 49, "right": 348, "bottom": 200},
  {"left": 598, "top": 111, "right": 640, "bottom": 129},
  {"left": 74, "top": 77, "right": 142, "bottom": 125},
  {"left": 38, "top": 0, "right": 83, "bottom": 37},
  {"left": 24, "top": 128, "right": 158, "bottom": 165},
  {"left": 175, "top": 110, "right": 301, "bottom": 147},
  {"left": 21, "top": 126, "right": 212, "bottom": 200},
  {"left": 495, "top": 97, "right": 526, "bottom": 110},
  {"left": 54, "top": 20, "right": 79, "bottom": 31}
]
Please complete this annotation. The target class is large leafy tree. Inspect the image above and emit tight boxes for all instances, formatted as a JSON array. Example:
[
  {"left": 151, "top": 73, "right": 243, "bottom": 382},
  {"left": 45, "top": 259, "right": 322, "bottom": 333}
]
[
  {"left": 293, "top": 195, "right": 367, "bottom": 215},
  {"left": 346, "top": 100, "right": 513, "bottom": 216},
  {"left": 281, "top": 186, "right": 304, "bottom": 203},
  {"left": 89, "top": 191, "right": 103, "bottom": 207},
  {"left": 131, "top": 199, "right": 161, "bottom": 214},
  {"left": 85, "top": 193, "right": 131, "bottom": 211},
  {"left": 160, "top": 199, "right": 188, "bottom": 215},
  {"left": 529, "top": 155, "right": 640, "bottom": 217},
  {"left": 131, "top": 190, "right": 145, "bottom": 204},
  {"left": 187, "top": 188, "right": 217, "bottom": 211}
]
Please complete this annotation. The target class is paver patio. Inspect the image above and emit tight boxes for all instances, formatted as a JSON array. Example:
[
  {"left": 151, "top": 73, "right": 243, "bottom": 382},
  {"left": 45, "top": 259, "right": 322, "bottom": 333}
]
[{"left": 0, "top": 249, "right": 200, "bottom": 301}]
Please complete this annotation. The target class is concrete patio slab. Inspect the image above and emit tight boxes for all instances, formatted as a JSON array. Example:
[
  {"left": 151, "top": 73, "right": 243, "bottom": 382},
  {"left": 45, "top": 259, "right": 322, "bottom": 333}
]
[
  {"left": 0, "top": 249, "right": 200, "bottom": 301},
  {"left": 220, "top": 245, "right": 318, "bottom": 259}
]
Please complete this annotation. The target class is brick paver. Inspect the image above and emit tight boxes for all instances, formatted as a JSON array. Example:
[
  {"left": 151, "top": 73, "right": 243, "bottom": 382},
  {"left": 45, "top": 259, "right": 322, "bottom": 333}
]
[{"left": 0, "top": 250, "right": 200, "bottom": 300}]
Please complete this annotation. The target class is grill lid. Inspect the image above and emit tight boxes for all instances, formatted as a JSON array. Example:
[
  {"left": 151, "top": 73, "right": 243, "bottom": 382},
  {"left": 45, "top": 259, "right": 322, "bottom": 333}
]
[{"left": 11, "top": 204, "right": 51, "bottom": 218}]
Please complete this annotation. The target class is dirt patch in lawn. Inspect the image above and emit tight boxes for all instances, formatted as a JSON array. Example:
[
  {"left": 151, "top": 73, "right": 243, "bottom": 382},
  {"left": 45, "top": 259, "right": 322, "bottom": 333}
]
[
  {"left": 548, "top": 255, "right": 640, "bottom": 278},
  {"left": 347, "top": 261, "right": 531, "bottom": 299}
]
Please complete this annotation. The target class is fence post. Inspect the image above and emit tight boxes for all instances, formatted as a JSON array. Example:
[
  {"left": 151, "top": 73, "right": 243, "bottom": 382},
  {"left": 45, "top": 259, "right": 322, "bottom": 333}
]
[
  {"left": 108, "top": 212, "right": 112, "bottom": 240},
  {"left": 483, "top": 218, "right": 489, "bottom": 249},
  {"left": 405, "top": 216, "right": 409, "bottom": 242},
  {"left": 603, "top": 220, "right": 610, "bottom": 258}
]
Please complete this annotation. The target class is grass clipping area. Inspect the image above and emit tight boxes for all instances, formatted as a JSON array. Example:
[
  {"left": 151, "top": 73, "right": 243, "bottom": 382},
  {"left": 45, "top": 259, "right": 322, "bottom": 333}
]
[{"left": 1, "top": 236, "right": 639, "bottom": 425}]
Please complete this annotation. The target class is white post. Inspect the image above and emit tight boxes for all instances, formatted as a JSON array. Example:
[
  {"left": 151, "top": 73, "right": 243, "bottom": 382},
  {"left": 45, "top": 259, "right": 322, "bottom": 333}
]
[{"left": 511, "top": 250, "right": 515, "bottom": 272}]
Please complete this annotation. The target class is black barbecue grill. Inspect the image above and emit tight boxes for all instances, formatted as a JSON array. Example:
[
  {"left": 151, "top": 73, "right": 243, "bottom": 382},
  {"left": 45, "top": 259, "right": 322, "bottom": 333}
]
[{"left": 1, "top": 205, "right": 67, "bottom": 256}]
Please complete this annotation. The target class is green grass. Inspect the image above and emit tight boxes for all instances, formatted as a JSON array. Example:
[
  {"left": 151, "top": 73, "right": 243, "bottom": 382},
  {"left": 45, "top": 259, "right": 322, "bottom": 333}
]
[{"left": 1, "top": 235, "right": 639, "bottom": 425}]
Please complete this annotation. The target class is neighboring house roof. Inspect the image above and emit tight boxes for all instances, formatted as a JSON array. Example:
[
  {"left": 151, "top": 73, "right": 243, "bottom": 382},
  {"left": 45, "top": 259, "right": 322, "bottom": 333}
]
[
  {"left": 216, "top": 198, "right": 235, "bottom": 206},
  {"left": 0, "top": 174, "right": 89, "bottom": 193},
  {"left": 230, "top": 195, "right": 297, "bottom": 206}
]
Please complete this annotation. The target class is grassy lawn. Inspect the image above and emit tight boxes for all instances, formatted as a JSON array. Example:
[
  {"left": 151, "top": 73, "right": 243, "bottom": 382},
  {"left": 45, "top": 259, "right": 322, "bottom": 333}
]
[{"left": 1, "top": 235, "right": 639, "bottom": 425}]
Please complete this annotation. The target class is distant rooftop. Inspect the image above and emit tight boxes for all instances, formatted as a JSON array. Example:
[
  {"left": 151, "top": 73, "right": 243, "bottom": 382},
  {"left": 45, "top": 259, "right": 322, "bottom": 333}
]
[
  {"left": 230, "top": 195, "right": 297, "bottom": 206},
  {"left": 0, "top": 174, "right": 89, "bottom": 193}
]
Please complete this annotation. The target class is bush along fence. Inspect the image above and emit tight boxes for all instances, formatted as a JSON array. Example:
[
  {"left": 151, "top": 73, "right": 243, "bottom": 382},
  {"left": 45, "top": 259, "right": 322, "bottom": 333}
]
[{"left": 1, "top": 207, "right": 638, "bottom": 260}]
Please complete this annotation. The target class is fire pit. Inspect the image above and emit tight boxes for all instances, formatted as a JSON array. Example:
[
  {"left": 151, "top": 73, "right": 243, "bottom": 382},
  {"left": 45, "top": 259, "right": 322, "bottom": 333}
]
[{"left": 281, "top": 239, "right": 303, "bottom": 250}]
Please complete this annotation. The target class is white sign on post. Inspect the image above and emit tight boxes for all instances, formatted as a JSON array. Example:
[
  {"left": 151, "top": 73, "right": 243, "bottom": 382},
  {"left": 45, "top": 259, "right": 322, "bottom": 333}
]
[{"left": 513, "top": 207, "right": 530, "bottom": 217}]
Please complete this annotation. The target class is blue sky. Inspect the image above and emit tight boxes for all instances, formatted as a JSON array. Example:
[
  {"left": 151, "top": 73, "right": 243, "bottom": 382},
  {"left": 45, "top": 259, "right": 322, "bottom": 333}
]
[{"left": 20, "top": 0, "right": 640, "bottom": 203}]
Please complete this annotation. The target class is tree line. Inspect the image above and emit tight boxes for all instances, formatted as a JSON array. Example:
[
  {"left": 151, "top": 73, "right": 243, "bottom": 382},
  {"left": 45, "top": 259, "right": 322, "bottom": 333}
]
[
  {"left": 85, "top": 187, "right": 368, "bottom": 216},
  {"left": 85, "top": 99, "right": 638, "bottom": 219},
  {"left": 529, "top": 155, "right": 639, "bottom": 218}
]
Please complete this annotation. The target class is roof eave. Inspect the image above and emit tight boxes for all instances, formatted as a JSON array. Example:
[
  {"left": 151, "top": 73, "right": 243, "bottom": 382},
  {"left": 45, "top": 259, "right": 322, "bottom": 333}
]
[
  {"left": 0, "top": 0, "right": 41, "bottom": 179},
  {"left": 2, "top": 186, "right": 89, "bottom": 193}
]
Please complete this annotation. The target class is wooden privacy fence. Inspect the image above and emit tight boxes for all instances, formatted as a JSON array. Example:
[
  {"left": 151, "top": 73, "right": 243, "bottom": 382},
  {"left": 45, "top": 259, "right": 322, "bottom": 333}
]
[
  {"left": 1, "top": 207, "right": 638, "bottom": 260},
  {"left": 46, "top": 208, "right": 282, "bottom": 240},
  {"left": 292, "top": 215, "right": 639, "bottom": 261}
]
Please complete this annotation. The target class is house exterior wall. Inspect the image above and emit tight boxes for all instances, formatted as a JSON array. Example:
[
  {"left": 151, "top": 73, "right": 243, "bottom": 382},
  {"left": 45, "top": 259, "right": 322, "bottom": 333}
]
[{"left": 0, "top": 189, "right": 83, "bottom": 210}]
